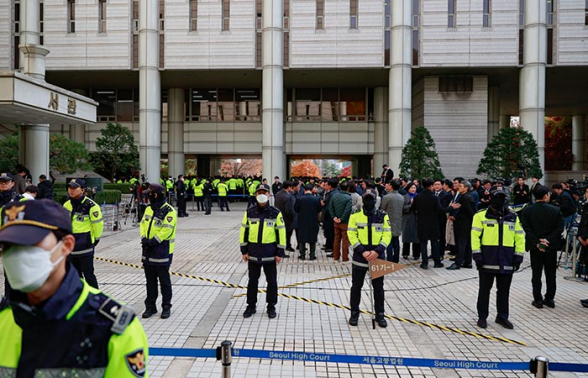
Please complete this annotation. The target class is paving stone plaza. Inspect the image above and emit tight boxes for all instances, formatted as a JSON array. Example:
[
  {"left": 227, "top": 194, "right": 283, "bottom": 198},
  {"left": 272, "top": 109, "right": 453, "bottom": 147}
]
[{"left": 3, "top": 202, "right": 587, "bottom": 378}]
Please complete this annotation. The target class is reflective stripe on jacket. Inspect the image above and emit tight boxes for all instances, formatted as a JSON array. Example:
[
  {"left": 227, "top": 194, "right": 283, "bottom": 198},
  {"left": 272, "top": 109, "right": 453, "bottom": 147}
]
[
  {"left": 140, "top": 201, "right": 177, "bottom": 266},
  {"left": 347, "top": 209, "right": 392, "bottom": 265},
  {"left": 63, "top": 196, "right": 104, "bottom": 255},
  {"left": 239, "top": 205, "right": 286, "bottom": 262}
]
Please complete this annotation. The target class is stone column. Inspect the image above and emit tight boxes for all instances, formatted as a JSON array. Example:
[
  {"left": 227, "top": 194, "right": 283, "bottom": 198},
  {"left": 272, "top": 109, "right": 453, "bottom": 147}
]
[
  {"left": 261, "top": 0, "right": 285, "bottom": 181},
  {"left": 487, "top": 87, "right": 500, "bottom": 142},
  {"left": 572, "top": 115, "right": 586, "bottom": 171},
  {"left": 388, "top": 0, "right": 412, "bottom": 176},
  {"left": 519, "top": 0, "right": 546, "bottom": 172},
  {"left": 19, "top": 125, "right": 50, "bottom": 182},
  {"left": 500, "top": 115, "right": 510, "bottom": 129},
  {"left": 139, "top": 0, "right": 161, "bottom": 184},
  {"left": 167, "top": 88, "right": 185, "bottom": 178},
  {"left": 373, "top": 87, "right": 389, "bottom": 176}
]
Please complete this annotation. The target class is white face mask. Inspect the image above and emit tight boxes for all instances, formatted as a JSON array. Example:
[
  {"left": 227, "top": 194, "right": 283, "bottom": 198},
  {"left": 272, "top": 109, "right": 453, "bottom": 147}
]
[
  {"left": 256, "top": 194, "right": 269, "bottom": 204},
  {"left": 2, "top": 240, "right": 64, "bottom": 293}
]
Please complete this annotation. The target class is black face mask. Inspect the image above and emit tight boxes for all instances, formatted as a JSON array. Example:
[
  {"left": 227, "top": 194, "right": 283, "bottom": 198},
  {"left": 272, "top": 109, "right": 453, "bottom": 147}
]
[
  {"left": 490, "top": 196, "right": 506, "bottom": 210},
  {"left": 149, "top": 193, "right": 160, "bottom": 204},
  {"left": 363, "top": 197, "right": 376, "bottom": 211}
]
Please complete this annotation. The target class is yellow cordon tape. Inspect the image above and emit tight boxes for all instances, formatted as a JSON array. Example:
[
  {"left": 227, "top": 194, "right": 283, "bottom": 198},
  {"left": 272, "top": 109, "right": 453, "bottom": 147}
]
[{"left": 94, "top": 256, "right": 526, "bottom": 346}]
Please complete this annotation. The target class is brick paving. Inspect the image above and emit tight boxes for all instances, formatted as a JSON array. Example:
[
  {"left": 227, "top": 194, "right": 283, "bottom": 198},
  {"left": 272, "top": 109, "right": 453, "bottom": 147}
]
[{"left": 2, "top": 202, "right": 588, "bottom": 377}]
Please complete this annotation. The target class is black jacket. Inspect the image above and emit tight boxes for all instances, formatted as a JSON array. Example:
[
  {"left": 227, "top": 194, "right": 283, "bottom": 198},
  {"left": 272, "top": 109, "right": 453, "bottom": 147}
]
[
  {"left": 275, "top": 189, "right": 294, "bottom": 223},
  {"left": 37, "top": 180, "right": 54, "bottom": 200},
  {"left": 454, "top": 192, "right": 476, "bottom": 237},
  {"left": 520, "top": 202, "right": 565, "bottom": 251},
  {"left": 556, "top": 190, "right": 576, "bottom": 217},
  {"left": 381, "top": 168, "right": 394, "bottom": 183},
  {"left": 410, "top": 188, "right": 443, "bottom": 240}
]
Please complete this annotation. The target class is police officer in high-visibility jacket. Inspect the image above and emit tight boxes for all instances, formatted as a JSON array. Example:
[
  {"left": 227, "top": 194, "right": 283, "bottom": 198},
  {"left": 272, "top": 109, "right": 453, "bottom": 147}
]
[
  {"left": 347, "top": 189, "right": 392, "bottom": 328},
  {"left": 193, "top": 179, "right": 204, "bottom": 211},
  {"left": 471, "top": 186, "right": 525, "bottom": 330},
  {"left": 140, "top": 183, "right": 177, "bottom": 319},
  {"left": 63, "top": 178, "right": 103, "bottom": 289},
  {"left": 0, "top": 200, "right": 149, "bottom": 378},
  {"left": 217, "top": 179, "right": 230, "bottom": 211},
  {"left": 239, "top": 184, "right": 286, "bottom": 319}
]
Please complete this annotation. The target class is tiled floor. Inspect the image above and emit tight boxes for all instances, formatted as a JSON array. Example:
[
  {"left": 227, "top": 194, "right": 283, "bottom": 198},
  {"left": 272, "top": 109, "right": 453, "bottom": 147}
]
[{"left": 3, "top": 202, "right": 587, "bottom": 377}]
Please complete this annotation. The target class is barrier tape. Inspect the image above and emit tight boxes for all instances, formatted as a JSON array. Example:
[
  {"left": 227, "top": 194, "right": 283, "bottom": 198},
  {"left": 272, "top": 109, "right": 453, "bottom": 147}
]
[
  {"left": 148, "top": 347, "right": 588, "bottom": 373},
  {"left": 95, "top": 256, "right": 526, "bottom": 346}
]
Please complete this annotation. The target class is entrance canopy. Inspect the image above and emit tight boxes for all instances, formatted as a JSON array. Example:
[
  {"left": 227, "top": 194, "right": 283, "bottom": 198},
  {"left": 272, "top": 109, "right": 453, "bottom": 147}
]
[{"left": 0, "top": 71, "right": 97, "bottom": 125}]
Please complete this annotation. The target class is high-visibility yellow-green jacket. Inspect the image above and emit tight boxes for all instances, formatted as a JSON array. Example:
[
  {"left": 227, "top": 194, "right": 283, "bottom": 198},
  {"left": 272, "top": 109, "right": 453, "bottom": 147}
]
[
  {"left": 130, "top": 177, "right": 138, "bottom": 184},
  {"left": 63, "top": 196, "right": 104, "bottom": 256},
  {"left": 239, "top": 205, "right": 286, "bottom": 262},
  {"left": 347, "top": 209, "right": 391, "bottom": 266},
  {"left": 248, "top": 181, "right": 260, "bottom": 196},
  {"left": 227, "top": 178, "right": 237, "bottom": 190},
  {"left": 218, "top": 183, "right": 228, "bottom": 197},
  {"left": 193, "top": 182, "right": 204, "bottom": 197},
  {"left": 212, "top": 179, "right": 220, "bottom": 189},
  {"left": 0, "top": 268, "right": 149, "bottom": 378},
  {"left": 165, "top": 179, "right": 174, "bottom": 191},
  {"left": 140, "top": 201, "right": 177, "bottom": 266}
]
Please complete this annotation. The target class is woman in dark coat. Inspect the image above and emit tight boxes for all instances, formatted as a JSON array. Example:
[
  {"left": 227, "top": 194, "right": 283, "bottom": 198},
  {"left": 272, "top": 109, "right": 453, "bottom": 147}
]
[
  {"left": 402, "top": 183, "right": 420, "bottom": 260},
  {"left": 513, "top": 177, "right": 531, "bottom": 205},
  {"left": 294, "top": 184, "right": 322, "bottom": 260}
]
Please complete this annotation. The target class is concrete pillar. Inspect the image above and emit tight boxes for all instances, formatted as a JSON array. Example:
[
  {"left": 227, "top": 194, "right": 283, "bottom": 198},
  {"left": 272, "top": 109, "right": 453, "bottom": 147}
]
[
  {"left": 388, "top": 0, "right": 412, "bottom": 176},
  {"left": 572, "top": 115, "right": 586, "bottom": 171},
  {"left": 488, "top": 87, "right": 500, "bottom": 142},
  {"left": 500, "top": 115, "right": 510, "bottom": 129},
  {"left": 519, "top": 0, "right": 546, "bottom": 172},
  {"left": 139, "top": 0, "right": 161, "bottom": 184},
  {"left": 261, "top": 0, "right": 285, "bottom": 182},
  {"left": 374, "top": 87, "right": 389, "bottom": 176},
  {"left": 168, "top": 88, "right": 185, "bottom": 178},
  {"left": 19, "top": 125, "right": 50, "bottom": 182}
]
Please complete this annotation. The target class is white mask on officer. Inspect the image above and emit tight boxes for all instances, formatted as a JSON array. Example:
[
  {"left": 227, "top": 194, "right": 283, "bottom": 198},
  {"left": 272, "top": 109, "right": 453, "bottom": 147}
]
[
  {"left": 2, "top": 240, "right": 64, "bottom": 293},
  {"left": 256, "top": 194, "right": 269, "bottom": 204}
]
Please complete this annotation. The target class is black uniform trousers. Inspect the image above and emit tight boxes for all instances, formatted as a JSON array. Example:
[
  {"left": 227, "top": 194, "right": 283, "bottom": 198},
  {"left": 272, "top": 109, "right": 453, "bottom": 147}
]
[
  {"left": 177, "top": 194, "right": 186, "bottom": 215},
  {"left": 219, "top": 196, "right": 230, "bottom": 211},
  {"left": 70, "top": 253, "right": 99, "bottom": 289},
  {"left": 350, "top": 265, "right": 384, "bottom": 314},
  {"left": 247, "top": 261, "right": 277, "bottom": 307},
  {"left": 530, "top": 248, "right": 557, "bottom": 302},
  {"left": 323, "top": 216, "right": 334, "bottom": 250},
  {"left": 195, "top": 196, "right": 204, "bottom": 211},
  {"left": 144, "top": 264, "right": 172, "bottom": 310},
  {"left": 204, "top": 196, "right": 212, "bottom": 214},
  {"left": 477, "top": 271, "right": 513, "bottom": 321}
]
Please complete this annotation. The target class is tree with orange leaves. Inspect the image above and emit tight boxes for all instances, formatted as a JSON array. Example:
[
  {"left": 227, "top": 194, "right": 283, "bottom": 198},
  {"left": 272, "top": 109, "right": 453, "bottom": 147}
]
[{"left": 291, "top": 160, "right": 321, "bottom": 177}]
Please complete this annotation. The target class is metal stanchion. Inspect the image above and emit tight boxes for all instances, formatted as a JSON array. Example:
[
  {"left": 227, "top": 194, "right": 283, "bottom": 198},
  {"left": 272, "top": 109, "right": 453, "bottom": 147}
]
[
  {"left": 530, "top": 356, "right": 549, "bottom": 378},
  {"left": 216, "top": 340, "right": 232, "bottom": 378}
]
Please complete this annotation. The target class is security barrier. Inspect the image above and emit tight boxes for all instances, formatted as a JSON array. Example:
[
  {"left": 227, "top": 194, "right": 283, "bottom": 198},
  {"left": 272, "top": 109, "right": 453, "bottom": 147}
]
[{"left": 150, "top": 342, "right": 588, "bottom": 377}]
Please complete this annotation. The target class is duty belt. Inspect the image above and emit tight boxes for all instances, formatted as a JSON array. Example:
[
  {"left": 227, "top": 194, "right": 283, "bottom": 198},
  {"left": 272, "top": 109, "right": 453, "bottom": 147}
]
[
  {"left": 352, "top": 261, "right": 369, "bottom": 268},
  {"left": 247, "top": 256, "right": 275, "bottom": 262}
]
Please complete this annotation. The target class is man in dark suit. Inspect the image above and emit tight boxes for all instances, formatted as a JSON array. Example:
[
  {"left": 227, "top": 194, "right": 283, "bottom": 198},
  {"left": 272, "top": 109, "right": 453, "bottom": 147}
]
[
  {"left": 274, "top": 180, "right": 295, "bottom": 257},
  {"left": 410, "top": 178, "right": 444, "bottom": 269},
  {"left": 433, "top": 179, "right": 448, "bottom": 255},
  {"left": 381, "top": 164, "right": 394, "bottom": 184},
  {"left": 447, "top": 180, "right": 476, "bottom": 270},
  {"left": 294, "top": 184, "right": 322, "bottom": 260},
  {"left": 520, "top": 186, "right": 564, "bottom": 309}
]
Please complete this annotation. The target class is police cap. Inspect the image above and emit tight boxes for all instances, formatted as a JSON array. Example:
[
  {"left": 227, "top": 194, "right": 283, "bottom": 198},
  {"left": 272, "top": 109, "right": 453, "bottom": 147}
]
[
  {"left": 146, "top": 183, "right": 165, "bottom": 194},
  {"left": 362, "top": 189, "right": 377, "bottom": 199},
  {"left": 67, "top": 178, "right": 86, "bottom": 188},
  {"left": 0, "top": 199, "right": 72, "bottom": 246},
  {"left": 255, "top": 184, "right": 270, "bottom": 193},
  {"left": 0, "top": 172, "right": 14, "bottom": 182},
  {"left": 489, "top": 186, "right": 506, "bottom": 197}
]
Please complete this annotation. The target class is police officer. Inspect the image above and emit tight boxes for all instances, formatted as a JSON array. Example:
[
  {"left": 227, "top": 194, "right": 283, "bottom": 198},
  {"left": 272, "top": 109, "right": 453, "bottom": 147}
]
[
  {"left": 347, "top": 189, "right": 392, "bottom": 328},
  {"left": 176, "top": 174, "right": 188, "bottom": 217},
  {"left": 0, "top": 200, "right": 148, "bottom": 378},
  {"left": 0, "top": 173, "right": 19, "bottom": 206},
  {"left": 218, "top": 178, "right": 230, "bottom": 211},
  {"left": 472, "top": 186, "right": 525, "bottom": 329},
  {"left": 140, "top": 183, "right": 177, "bottom": 319},
  {"left": 240, "top": 184, "right": 286, "bottom": 319},
  {"left": 63, "top": 178, "right": 103, "bottom": 289},
  {"left": 193, "top": 178, "right": 204, "bottom": 211}
]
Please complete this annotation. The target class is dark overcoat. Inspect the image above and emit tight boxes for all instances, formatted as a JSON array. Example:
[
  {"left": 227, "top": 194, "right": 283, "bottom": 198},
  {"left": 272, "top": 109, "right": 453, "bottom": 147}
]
[{"left": 294, "top": 193, "right": 321, "bottom": 244}]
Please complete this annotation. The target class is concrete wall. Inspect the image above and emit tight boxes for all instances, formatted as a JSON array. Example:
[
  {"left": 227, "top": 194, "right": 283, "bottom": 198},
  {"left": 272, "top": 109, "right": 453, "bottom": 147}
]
[
  {"left": 0, "top": 0, "right": 12, "bottom": 70},
  {"left": 165, "top": 0, "right": 256, "bottom": 69},
  {"left": 420, "top": 0, "right": 519, "bottom": 67},
  {"left": 285, "top": 121, "right": 374, "bottom": 154},
  {"left": 289, "top": 0, "right": 384, "bottom": 68},
  {"left": 422, "top": 76, "right": 488, "bottom": 179},
  {"left": 556, "top": 0, "right": 588, "bottom": 65},
  {"left": 185, "top": 122, "right": 262, "bottom": 154},
  {"left": 44, "top": 0, "right": 132, "bottom": 69}
]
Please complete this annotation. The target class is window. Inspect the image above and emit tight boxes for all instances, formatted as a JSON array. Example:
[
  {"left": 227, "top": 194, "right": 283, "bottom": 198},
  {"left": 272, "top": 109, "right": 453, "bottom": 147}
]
[
  {"left": 546, "top": 0, "right": 554, "bottom": 26},
  {"left": 159, "top": 0, "right": 164, "bottom": 30},
  {"left": 284, "top": 0, "right": 290, "bottom": 67},
  {"left": 585, "top": 0, "right": 588, "bottom": 25},
  {"left": 68, "top": 0, "right": 75, "bottom": 33},
  {"left": 92, "top": 90, "right": 117, "bottom": 122},
  {"left": 132, "top": 0, "right": 139, "bottom": 32},
  {"left": 132, "top": 0, "right": 139, "bottom": 69},
  {"left": 483, "top": 0, "right": 491, "bottom": 27},
  {"left": 236, "top": 89, "right": 261, "bottom": 121},
  {"left": 99, "top": 0, "right": 106, "bottom": 33},
  {"left": 190, "top": 0, "right": 197, "bottom": 31},
  {"left": 519, "top": 0, "right": 524, "bottom": 27},
  {"left": 350, "top": 0, "right": 358, "bottom": 29},
  {"left": 117, "top": 90, "right": 133, "bottom": 122},
  {"left": 322, "top": 88, "right": 338, "bottom": 121},
  {"left": 159, "top": 34, "right": 164, "bottom": 68},
  {"left": 384, "top": 0, "right": 390, "bottom": 66},
  {"left": 340, "top": 88, "right": 366, "bottom": 121},
  {"left": 14, "top": 1, "right": 20, "bottom": 34},
  {"left": 256, "top": 0, "right": 262, "bottom": 67},
  {"left": 161, "top": 90, "right": 168, "bottom": 122},
  {"left": 316, "top": 0, "right": 324, "bottom": 29},
  {"left": 547, "top": 28, "right": 553, "bottom": 65},
  {"left": 518, "top": 29, "right": 524, "bottom": 65},
  {"left": 295, "top": 89, "right": 321, "bottom": 121},
  {"left": 222, "top": 0, "right": 230, "bottom": 31},
  {"left": 448, "top": 0, "right": 456, "bottom": 27},
  {"left": 412, "top": 0, "right": 419, "bottom": 65}
]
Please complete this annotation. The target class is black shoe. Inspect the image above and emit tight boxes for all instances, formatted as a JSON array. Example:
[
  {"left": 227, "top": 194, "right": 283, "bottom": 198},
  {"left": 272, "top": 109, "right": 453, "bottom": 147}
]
[
  {"left": 420, "top": 264, "right": 428, "bottom": 270},
  {"left": 544, "top": 299, "right": 555, "bottom": 308},
  {"left": 495, "top": 317, "right": 514, "bottom": 329},
  {"left": 402, "top": 255, "right": 409, "bottom": 259},
  {"left": 283, "top": 254, "right": 290, "bottom": 258},
  {"left": 326, "top": 253, "right": 334, "bottom": 258},
  {"left": 477, "top": 319, "right": 487, "bottom": 329},
  {"left": 309, "top": 255, "right": 317, "bottom": 261},
  {"left": 349, "top": 311, "right": 359, "bottom": 326},
  {"left": 142, "top": 309, "right": 158, "bottom": 318},
  {"left": 299, "top": 255, "right": 306, "bottom": 260},
  {"left": 178, "top": 214, "right": 185, "bottom": 218},
  {"left": 226, "top": 209, "right": 230, "bottom": 212},
  {"left": 161, "top": 307, "right": 171, "bottom": 319},
  {"left": 532, "top": 300, "right": 544, "bottom": 309},
  {"left": 286, "top": 247, "right": 295, "bottom": 252},
  {"left": 324, "top": 248, "right": 333, "bottom": 253},
  {"left": 428, "top": 255, "right": 434, "bottom": 259},
  {"left": 446, "top": 263, "right": 460, "bottom": 270},
  {"left": 461, "top": 264, "right": 473, "bottom": 269},
  {"left": 434, "top": 263, "right": 445, "bottom": 268},
  {"left": 243, "top": 306, "right": 256, "bottom": 318},
  {"left": 184, "top": 213, "right": 189, "bottom": 217},
  {"left": 267, "top": 306, "right": 277, "bottom": 319},
  {"left": 375, "top": 313, "right": 388, "bottom": 328},
  {"left": 581, "top": 299, "right": 588, "bottom": 308}
]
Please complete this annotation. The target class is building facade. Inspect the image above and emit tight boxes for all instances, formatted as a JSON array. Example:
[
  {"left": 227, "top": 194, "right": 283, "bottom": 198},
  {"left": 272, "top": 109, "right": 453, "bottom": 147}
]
[{"left": 1, "top": 0, "right": 587, "bottom": 181}]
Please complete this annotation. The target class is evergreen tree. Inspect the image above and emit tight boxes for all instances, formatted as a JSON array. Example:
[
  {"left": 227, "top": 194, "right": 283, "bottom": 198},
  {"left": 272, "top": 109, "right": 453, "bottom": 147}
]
[
  {"left": 50, "top": 134, "right": 93, "bottom": 174},
  {"left": 0, "top": 133, "right": 19, "bottom": 173},
  {"left": 476, "top": 127, "right": 543, "bottom": 180},
  {"left": 399, "top": 126, "right": 444, "bottom": 180},
  {"left": 91, "top": 123, "right": 140, "bottom": 182}
]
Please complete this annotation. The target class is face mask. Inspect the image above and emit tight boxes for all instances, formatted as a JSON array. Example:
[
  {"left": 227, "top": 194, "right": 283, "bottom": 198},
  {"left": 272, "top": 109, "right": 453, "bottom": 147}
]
[
  {"left": 363, "top": 197, "right": 376, "bottom": 211},
  {"left": 491, "top": 196, "right": 506, "bottom": 210},
  {"left": 2, "top": 241, "right": 64, "bottom": 293},
  {"left": 256, "top": 194, "right": 268, "bottom": 204},
  {"left": 148, "top": 193, "right": 159, "bottom": 204}
]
